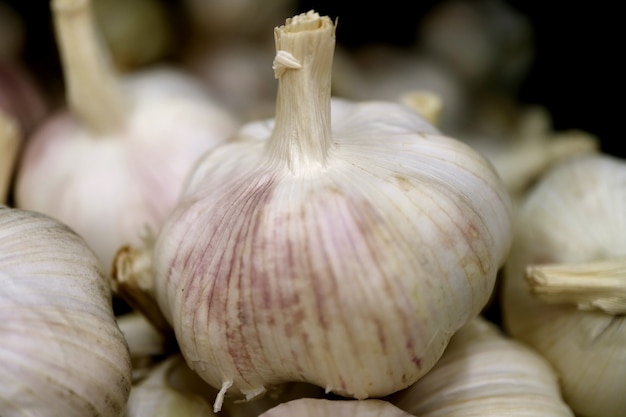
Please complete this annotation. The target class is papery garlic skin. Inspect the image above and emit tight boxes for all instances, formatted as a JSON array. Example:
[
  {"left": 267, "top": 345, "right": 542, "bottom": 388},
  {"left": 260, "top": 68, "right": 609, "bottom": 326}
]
[
  {"left": 502, "top": 153, "right": 626, "bottom": 417},
  {"left": 0, "top": 206, "right": 132, "bottom": 417},
  {"left": 259, "top": 398, "right": 413, "bottom": 417},
  {"left": 126, "top": 355, "right": 216, "bottom": 417},
  {"left": 15, "top": 68, "right": 237, "bottom": 275},
  {"left": 153, "top": 11, "right": 513, "bottom": 411},
  {"left": 389, "top": 316, "right": 574, "bottom": 416},
  {"left": 15, "top": 0, "right": 239, "bottom": 277}
]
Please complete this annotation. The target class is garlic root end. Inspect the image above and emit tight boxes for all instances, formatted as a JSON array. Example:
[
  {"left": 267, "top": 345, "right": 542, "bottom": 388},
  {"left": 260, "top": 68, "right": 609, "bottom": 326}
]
[{"left": 111, "top": 243, "right": 174, "bottom": 336}]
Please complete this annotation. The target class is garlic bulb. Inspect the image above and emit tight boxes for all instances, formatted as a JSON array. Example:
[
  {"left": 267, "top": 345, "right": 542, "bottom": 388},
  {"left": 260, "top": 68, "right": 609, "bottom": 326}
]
[
  {"left": 331, "top": 43, "right": 468, "bottom": 134},
  {"left": 126, "top": 353, "right": 324, "bottom": 417},
  {"left": 389, "top": 316, "right": 574, "bottom": 416},
  {"left": 152, "top": 10, "right": 513, "bottom": 411},
  {"left": 502, "top": 153, "right": 626, "bottom": 417},
  {"left": 92, "top": 0, "right": 175, "bottom": 71},
  {"left": 0, "top": 109, "right": 19, "bottom": 203},
  {"left": 126, "top": 355, "right": 216, "bottom": 417},
  {"left": 465, "top": 106, "right": 599, "bottom": 199},
  {"left": 258, "top": 398, "right": 413, "bottom": 417},
  {"left": 15, "top": 0, "right": 239, "bottom": 276},
  {"left": 116, "top": 311, "right": 170, "bottom": 382},
  {"left": 0, "top": 205, "right": 132, "bottom": 416}
]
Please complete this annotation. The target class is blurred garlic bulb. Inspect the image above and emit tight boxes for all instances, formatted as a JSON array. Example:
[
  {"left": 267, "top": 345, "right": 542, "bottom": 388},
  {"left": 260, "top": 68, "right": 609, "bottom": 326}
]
[
  {"left": 92, "top": 0, "right": 175, "bottom": 71},
  {"left": 0, "top": 206, "right": 132, "bottom": 416},
  {"left": 465, "top": 106, "right": 599, "bottom": 199},
  {"left": 15, "top": 0, "right": 238, "bottom": 276},
  {"left": 502, "top": 153, "right": 626, "bottom": 417},
  {"left": 182, "top": 38, "right": 278, "bottom": 122},
  {"left": 0, "top": 109, "right": 19, "bottom": 203},
  {"left": 259, "top": 398, "right": 413, "bottom": 417},
  {"left": 331, "top": 43, "right": 468, "bottom": 134},
  {"left": 389, "top": 316, "right": 574, "bottom": 416},
  {"left": 182, "top": 0, "right": 297, "bottom": 40},
  {"left": 151, "top": 10, "right": 512, "bottom": 411},
  {"left": 418, "top": 0, "right": 534, "bottom": 93}
]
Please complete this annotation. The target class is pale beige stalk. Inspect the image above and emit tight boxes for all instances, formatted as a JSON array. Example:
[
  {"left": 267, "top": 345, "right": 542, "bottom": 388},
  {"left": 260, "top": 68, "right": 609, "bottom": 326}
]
[
  {"left": 389, "top": 316, "right": 574, "bottom": 416},
  {"left": 502, "top": 153, "right": 626, "bottom": 417},
  {"left": 15, "top": 0, "right": 238, "bottom": 277},
  {"left": 153, "top": 10, "right": 512, "bottom": 413},
  {"left": 0, "top": 206, "right": 132, "bottom": 416},
  {"left": 52, "top": 0, "right": 127, "bottom": 133}
]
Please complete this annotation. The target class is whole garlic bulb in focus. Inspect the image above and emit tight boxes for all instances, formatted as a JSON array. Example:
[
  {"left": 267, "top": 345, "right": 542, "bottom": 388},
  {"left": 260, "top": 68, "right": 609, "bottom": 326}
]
[
  {"left": 0, "top": 205, "right": 132, "bottom": 416},
  {"left": 389, "top": 316, "right": 574, "bottom": 416},
  {"left": 502, "top": 153, "right": 626, "bottom": 417},
  {"left": 152, "top": 11, "right": 512, "bottom": 411},
  {"left": 15, "top": 0, "right": 239, "bottom": 276}
]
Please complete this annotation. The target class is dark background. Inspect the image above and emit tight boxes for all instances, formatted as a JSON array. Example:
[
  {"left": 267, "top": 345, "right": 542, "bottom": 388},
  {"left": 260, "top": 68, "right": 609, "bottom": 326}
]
[
  {"left": 4, "top": 0, "right": 622, "bottom": 158},
  {"left": 298, "top": 1, "right": 622, "bottom": 158}
]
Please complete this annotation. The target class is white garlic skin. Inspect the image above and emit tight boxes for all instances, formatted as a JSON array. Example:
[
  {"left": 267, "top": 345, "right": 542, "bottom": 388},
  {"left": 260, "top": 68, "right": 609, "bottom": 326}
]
[
  {"left": 15, "top": 67, "right": 238, "bottom": 275},
  {"left": 390, "top": 316, "right": 574, "bottom": 416},
  {"left": 259, "top": 398, "right": 413, "bottom": 417},
  {"left": 502, "top": 153, "right": 626, "bottom": 417},
  {"left": 153, "top": 97, "right": 513, "bottom": 403},
  {"left": 0, "top": 206, "right": 132, "bottom": 417}
]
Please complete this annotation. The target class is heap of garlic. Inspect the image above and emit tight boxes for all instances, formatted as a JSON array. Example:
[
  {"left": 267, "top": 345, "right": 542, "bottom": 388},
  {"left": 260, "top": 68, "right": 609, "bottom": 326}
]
[
  {"left": 502, "top": 153, "right": 626, "bottom": 417},
  {"left": 388, "top": 316, "right": 574, "bottom": 416},
  {"left": 14, "top": 0, "right": 239, "bottom": 276},
  {"left": 0, "top": 205, "right": 132, "bottom": 416},
  {"left": 147, "top": 10, "right": 512, "bottom": 411}
]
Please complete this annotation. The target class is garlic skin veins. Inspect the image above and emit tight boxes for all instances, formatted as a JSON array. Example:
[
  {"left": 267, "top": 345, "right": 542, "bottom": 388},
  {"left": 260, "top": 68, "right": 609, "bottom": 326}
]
[
  {"left": 14, "top": 0, "right": 239, "bottom": 276},
  {"left": 0, "top": 206, "right": 132, "bottom": 417},
  {"left": 389, "top": 316, "right": 574, "bottom": 416},
  {"left": 502, "top": 153, "right": 626, "bottom": 417},
  {"left": 152, "top": 11, "right": 513, "bottom": 411}
]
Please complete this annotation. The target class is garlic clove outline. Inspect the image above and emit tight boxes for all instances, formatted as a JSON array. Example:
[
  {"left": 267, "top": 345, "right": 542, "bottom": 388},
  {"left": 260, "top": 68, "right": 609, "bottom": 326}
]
[
  {"left": 152, "top": 10, "right": 513, "bottom": 411},
  {"left": 258, "top": 398, "right": 414, "bottom": 417},
  {"left": 388, "top": 316, "right": 575, "bottom": 416},
  {"left": 502, "top": 153, "right": 626, "bottom": 417},
  {"left": 14, "top": 0, "right": 239, "bottom": 277},
  {"left": 0, "top": 205, "right": 133, "bottom": 417}
]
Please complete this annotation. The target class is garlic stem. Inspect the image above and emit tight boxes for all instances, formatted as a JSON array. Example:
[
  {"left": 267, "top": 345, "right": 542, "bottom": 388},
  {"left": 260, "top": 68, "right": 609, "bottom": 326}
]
[
  {"left": 112, "top": 243, "right": 173, "bottom": 337},
  {"left": 526, "top": 260, "right": 626, "bottom": 314},
  {"left": 268, "top": 11, "right": 335, "bottom": 172},
  {"left": 0, "top": 109, "right": 19, "bottom": 203},
  {"left": 52, "top": 0, "right": 127, "bottom": 133}
]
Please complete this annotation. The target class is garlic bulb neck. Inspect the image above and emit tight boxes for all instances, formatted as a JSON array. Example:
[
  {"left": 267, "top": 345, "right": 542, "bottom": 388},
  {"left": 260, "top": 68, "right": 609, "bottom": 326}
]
[
  {"left": 268, "top": 11, "right": 335, "bottom": 172},
  {"left": 526, "top": 260, "right": 626, "bottom": 314},
  {"left": 53, "top": 0, "right": 127, "bottom": 133}
]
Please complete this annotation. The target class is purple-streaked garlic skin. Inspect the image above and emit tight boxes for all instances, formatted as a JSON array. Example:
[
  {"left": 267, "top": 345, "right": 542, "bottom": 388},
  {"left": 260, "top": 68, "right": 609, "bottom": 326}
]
[
  {"left": 15, "top": 67, "right": 238, "bottom": 275},
  {"left": 0, "top": 206, "right": 132, "bottom": 417},
  {"left": 153, "top": 96, "right": 513, "bottom": 402}
]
